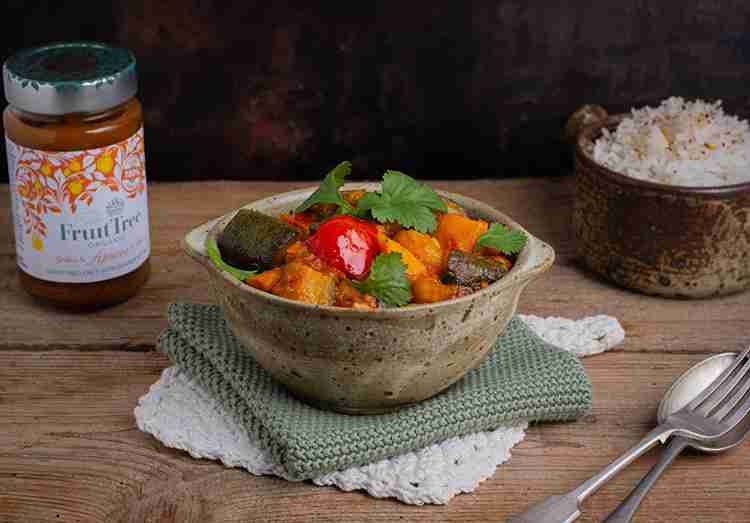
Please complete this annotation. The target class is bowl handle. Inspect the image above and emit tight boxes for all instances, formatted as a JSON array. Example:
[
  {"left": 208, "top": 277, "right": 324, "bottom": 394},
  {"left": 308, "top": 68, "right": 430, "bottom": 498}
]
[
  {"left": 518, "top": 233, "right": 556, "bottom": 285},
  {"left": 182, "top": 216, "right": 223, "bottom": 269},
  {"left": 563, "top": 104, "right": 608, "bottom": 146}
]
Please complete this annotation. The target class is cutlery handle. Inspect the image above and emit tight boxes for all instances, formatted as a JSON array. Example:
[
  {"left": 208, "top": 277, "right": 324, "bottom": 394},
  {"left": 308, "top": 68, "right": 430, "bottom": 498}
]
[
  {"left": 506, "top": 426, "right": 675, "bottom": 523},
  {"left": 603, "top": 436, "right": 690, "bottom": 523},
  {"left": 504, "top": 493, "right": 581, "bottom": 523}
]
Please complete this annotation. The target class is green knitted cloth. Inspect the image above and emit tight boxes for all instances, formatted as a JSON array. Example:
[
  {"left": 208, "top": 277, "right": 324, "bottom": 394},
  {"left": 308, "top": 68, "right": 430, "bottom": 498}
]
[{"left": 160, "top": 302, "right": 592, "bottom": 480}]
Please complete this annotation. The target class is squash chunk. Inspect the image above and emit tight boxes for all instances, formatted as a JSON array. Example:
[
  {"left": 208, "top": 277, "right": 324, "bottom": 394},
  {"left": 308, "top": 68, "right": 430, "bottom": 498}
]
[
  {"left": 376, "top": 231, "right": 427, "bottom": 281},
  {"left": 285, "top": 240, "right": 311, "bottom": 261},
  {"left": 279, "top": 211, "right": 317, "bottom": 234},
  {"left": 342, "top": 190, "right": 367, "bottom": 207},
  {"left": 246, "top": 268, "right": 282, "bottom": 291},
  {"left": 336, "top": 280, "right": 377, "bottom": 309},
  {"left": 436, "top": 213, "right": 488, "bottom": 255},
  {"left": 478, "top": 249, "right": 513, "bottom": 271},
  {"left": 442, "top": 198, "right": 467, "bottom": 215},
  {"left": 394, "top": 230, "right": 443, "bottom": 275},
  {"left": 412, "top": 277, "right": 457, "bottom": 304},
  {"left": 271, "top": 261, "right": 337, "bottom": 305}
]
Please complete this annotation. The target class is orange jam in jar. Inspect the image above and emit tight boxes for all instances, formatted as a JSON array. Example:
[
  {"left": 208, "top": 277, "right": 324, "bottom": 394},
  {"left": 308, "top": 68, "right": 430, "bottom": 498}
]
[{"left": 3, "top": 42, "right": 150, "bottom": 309}]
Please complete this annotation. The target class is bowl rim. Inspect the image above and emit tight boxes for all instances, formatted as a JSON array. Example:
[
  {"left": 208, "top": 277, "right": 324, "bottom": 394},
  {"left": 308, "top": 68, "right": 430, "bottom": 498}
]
[
  {"left": 575, "top": 114, "right": 750, "bottom": 196},
  {"left": 183, "top": 182, "right": 555, "bottom": 319}
]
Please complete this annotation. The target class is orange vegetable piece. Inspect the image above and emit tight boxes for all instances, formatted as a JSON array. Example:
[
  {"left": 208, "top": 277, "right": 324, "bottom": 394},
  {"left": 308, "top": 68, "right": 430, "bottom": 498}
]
[
  {"left": 394, "top": 230, "right": 443, "bottom": 276},
  {"left": 285, "top": 240, "right": 310, "bottom": 261},
  {"left": 342, "top": 190, "right": 367, "bottom": 207},
  {"left": 280, "top": 211, "right": 317, "bottom": 234},
  {"left": 335, "top": 280, "right": 377, "bottom": 309},
  {"left": 381, "top": 221, "right": 403, "bottom": 237},
  {"left": 412, "top": 277, "right": 457, "bottom": 304},
  {"left": 442, "top": 198, "right": 466, "bottom": 216},
  {"left": 376, "top": 231, "right": 427, "bottom": 281},
  {"left": 271, "top": 261, "right": 337, "bottom": 305},
  {"left": 478, "top": 248, "right": 513, "bottom": 271},
  {"left": 436, "top": 213, "right": 489, "bottom": 256},
  {"left": 246, "top": 268, "right": 282, "bottom": 292}
]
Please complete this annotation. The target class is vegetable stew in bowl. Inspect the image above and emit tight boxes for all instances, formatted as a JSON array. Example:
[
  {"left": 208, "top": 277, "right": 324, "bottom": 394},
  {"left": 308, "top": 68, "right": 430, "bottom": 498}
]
[
  {"left": 184, "top": 171, "right": 553, "bottom": 413},
  {"left": 208, "top": 161, "right": 528, "bottom": 309}
]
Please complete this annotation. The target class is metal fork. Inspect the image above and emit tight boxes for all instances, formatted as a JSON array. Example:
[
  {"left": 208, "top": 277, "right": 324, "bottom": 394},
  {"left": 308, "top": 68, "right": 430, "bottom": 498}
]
[{"left": 506, "top": 346, "right": 750, "bottom": 523}]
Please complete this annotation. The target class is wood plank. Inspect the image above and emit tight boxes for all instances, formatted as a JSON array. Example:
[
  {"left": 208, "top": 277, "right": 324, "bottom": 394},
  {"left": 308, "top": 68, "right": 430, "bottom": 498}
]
[
  {"left": 1, "top": 350, "right": 749, "bottom": 522},
  {"left": 1, "top": 179, "right": 748, "bottom": 353}
]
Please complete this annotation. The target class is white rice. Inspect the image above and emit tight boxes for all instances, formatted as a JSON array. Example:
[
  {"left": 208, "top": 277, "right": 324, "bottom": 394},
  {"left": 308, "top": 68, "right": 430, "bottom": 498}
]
[{"left": 592, "top": 97, "right": 750, "bottom": 187}]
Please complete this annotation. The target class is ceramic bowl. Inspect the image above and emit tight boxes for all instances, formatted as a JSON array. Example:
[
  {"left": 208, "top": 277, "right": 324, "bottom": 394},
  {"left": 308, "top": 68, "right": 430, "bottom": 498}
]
[
  {"left": 183, "top": 183, "right": 555, "bottom": 414},
  {"left": 569, "top": 105, "right": 750, "bottom": 298}
]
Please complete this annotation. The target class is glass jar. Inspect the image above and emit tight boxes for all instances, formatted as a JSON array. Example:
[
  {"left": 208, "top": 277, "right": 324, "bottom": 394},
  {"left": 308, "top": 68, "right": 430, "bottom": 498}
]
[{"left": 3, "top": 42, "right": 150, "bottom": 309}]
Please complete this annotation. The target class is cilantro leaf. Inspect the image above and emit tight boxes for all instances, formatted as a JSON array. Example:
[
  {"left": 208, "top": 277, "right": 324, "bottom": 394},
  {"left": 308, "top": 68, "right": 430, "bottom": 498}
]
[
  {"left": 206, "top": 236, "right": 258, "bottom": 281},
  {"left": 352, "top": 252, "right": 412, "bottom": 307},
  {"left": 476, "top": 223, "right": 527, "bottom": 255},
  {"left": 356, "top": 171, "right": 448, "bottom": 233},
  {"left": 296, "top": 161, "right": 356, "bottom": 214}
]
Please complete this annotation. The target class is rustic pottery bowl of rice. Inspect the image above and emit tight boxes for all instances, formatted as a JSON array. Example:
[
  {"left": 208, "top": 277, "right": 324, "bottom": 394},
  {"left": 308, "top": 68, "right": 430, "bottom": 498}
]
[{"left": 569, "top": 98, "right": 750, "bottom": 298}]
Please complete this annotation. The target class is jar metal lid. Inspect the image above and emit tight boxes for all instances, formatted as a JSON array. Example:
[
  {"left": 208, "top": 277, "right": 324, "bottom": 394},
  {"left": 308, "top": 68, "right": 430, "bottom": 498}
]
[{"left": 3, "top": 41, "right": 137, "bottom": 115}]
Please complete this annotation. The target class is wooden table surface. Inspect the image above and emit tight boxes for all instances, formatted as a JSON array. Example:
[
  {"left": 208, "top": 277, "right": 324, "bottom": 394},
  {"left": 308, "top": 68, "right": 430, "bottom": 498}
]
[{"left": 1, "top": 178, "right": 749, "bottom": 523}]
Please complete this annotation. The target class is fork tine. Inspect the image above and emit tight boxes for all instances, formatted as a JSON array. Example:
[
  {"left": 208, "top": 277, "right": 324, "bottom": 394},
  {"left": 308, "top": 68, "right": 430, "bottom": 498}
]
[
  {"left": 698, "top": 355, "right": 750, "bottom": 415},
  {"left": 722, "top": 393, "right": 750, "bottom": 429},
  {"left": 687, "top": 347, "right": 750, "bottom": 412},
  {"left": 713, "top": 367, "right": 750, "bottom": 424}
]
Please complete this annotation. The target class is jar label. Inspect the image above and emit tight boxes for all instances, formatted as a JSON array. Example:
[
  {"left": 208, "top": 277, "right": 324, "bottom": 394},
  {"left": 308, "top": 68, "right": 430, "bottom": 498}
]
[{"left": 5, "top": 128, "right": 150, "bottom": 283}]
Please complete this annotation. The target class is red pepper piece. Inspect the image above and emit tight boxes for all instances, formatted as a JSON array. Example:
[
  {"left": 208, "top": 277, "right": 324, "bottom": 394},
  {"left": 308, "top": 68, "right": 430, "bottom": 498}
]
[{"left": 306, "top": 215, "right": 379, "bottom": 278}]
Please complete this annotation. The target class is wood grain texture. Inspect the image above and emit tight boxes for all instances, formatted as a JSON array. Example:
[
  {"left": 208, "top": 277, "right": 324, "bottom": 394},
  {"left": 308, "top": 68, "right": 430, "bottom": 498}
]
[
  {"left": 1, "top": 351, "right": 749, "bottom": 522},
  {"left": 1, "top": 179, "right": 750, "bottom": 522},
  {"left": 1, "top": 179, "right": 748, "bottom": 353}
]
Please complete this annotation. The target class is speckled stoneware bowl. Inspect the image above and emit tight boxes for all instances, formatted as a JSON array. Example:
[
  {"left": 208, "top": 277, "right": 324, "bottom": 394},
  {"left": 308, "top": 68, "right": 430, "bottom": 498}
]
[
  {"left": 570, "top": 105, "right": 750, "bottom": 298},
  {"left": 183, "top": 183, "right": 555, "bottom": 414}
]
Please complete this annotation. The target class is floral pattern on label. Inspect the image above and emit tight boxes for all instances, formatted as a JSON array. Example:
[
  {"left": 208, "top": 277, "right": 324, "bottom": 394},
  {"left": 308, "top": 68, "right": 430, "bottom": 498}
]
[{"left": 6, "top": 128, "right": 150, "bottom": 283}]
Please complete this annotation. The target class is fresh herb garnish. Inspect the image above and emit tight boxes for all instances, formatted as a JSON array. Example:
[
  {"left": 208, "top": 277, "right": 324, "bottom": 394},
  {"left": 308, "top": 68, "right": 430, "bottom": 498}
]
[
  {"left": 356, "top": 171, "right": 447, "bottom": 233},
  {"left": 296, "top": 161, "right": 358, "bottom": 215},
  {"left": 352, "top": 252, "right": 412, "bottom": 307},
  {"left": 206, "top": 236, "right": 258, "bottom": 281},
  {"left": 476, "top": 223, "right": 527, "bottom": 255}
]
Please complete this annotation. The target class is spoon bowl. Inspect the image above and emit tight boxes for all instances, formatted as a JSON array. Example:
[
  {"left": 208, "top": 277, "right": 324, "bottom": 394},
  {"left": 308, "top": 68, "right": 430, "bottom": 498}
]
[
  {"left": 658, "top": 352, "right": 750, "bottom": 453},
  {"left": 508, "top": 346, "right": 750, "bottom": 523},
  {"left": 603, "top": 352, "right": 750, "bottom": 522}
]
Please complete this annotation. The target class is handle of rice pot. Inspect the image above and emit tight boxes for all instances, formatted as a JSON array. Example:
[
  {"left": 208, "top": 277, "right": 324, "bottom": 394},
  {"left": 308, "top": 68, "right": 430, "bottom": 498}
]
[{"left": 563, "top": 104, "right": 609, "bottom": 146}]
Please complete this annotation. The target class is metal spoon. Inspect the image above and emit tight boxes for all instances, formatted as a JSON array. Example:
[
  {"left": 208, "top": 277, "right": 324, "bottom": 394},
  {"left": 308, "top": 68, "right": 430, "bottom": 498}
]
[
  {"left": 604, "top": 352, "right": 750, "bottom": 522},
  {"left": 506, "top": 346, "right": 750, "bottom": 523}
]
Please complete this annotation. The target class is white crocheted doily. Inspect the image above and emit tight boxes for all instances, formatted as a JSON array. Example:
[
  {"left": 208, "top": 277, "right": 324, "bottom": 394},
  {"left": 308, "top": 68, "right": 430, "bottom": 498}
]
[{"left": 135, "top": 314, "right": 623, "bottom": 505}]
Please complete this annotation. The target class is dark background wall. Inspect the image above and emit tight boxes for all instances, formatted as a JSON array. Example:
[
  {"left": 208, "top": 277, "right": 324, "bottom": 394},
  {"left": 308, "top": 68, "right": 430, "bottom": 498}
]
[{"left": 1, "top": 1, "right": 749, "bottom": 182}]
